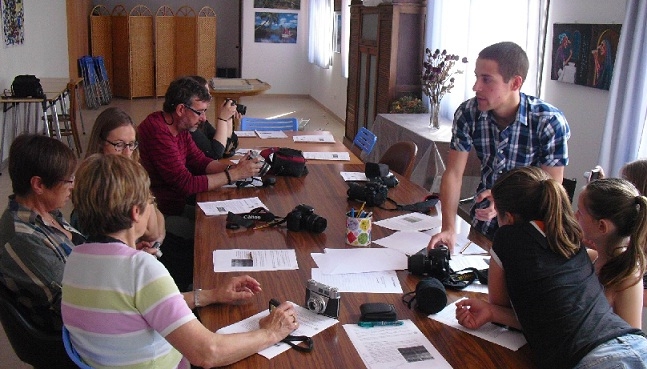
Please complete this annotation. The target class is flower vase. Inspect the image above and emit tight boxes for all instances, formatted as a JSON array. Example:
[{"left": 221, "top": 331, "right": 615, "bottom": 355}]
[{"left": 429, "top": 99, "right": 441, "bottom": 130}]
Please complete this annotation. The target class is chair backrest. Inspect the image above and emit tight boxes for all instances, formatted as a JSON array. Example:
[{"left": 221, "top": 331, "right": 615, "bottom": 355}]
[
  {"left": 352, "top": 127, "right": 377, "bottom": 155},
  {"left": 0, "top": 283, "right": 76, "bottom": 368},
  {"left": 379, "top": 141, "right": 418, "bottom": 179},
  {"left": 240, "top": 117, "right": 299, "bottom": 131},
  {"left": 63, "top": 326, "right": 95, "bottom": 369}
]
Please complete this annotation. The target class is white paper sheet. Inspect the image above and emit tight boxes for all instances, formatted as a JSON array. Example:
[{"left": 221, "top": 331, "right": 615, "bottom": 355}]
[
  {"left": 340, "top": 171, "right": 369, "bottom": 181},
  {"left": 255, "top": 130, "right": 288, "bottom": 139},
  {"left": 372, "top": 231, "right": 433, "bottom": 256},
  {"left": 217, "top": 302, "right": 338, "bottom": 359},
  {"left": 212, "top": 249, "right": 298, "bottom": 272},
  {"left": 430, "top": 298, "right": 527, "bottom": 351},
  {"left": 311, "top": 248, "right": 407, "bottom": 274},
  {"left": 234, "top": 131, "right": 257, "bottom": 137},
  {"left": 374, "top": 213, "right": 442, "bottom": 232},
  {"left": 293, "top": 134, "right": 336, "bottom": 143},
  {"left": 343, "top": 319, "right": 452, "bottom": 369},
  {"left": 303, "top": 151, "right": 351, "bottom": 161},
  {"left": 197, "top": 197, "right": 267, "bottom": 216},
  {"left": 310, "top": 268, "right": 403, "bottom": 293}
]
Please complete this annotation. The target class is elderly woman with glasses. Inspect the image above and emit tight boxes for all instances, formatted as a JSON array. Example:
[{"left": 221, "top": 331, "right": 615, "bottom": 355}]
[
  {"left": 0, "top": 134, "right": 85, "bottom": 332},
  {"left": 81, "top": 107, "right": 165, "bottom": 250},
  {"left": 62, "top": 154, "right": 298, "bottom": 369}
]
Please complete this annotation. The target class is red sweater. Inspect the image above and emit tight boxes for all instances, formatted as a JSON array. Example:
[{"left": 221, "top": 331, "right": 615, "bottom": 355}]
[{"left": 138, "top": 112, "right": 213, "bottom": 215}]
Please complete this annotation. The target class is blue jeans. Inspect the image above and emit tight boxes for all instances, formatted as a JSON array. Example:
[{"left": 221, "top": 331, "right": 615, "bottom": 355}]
[{"left": 574, "top": 334, "right": 647, "bottom": 369}]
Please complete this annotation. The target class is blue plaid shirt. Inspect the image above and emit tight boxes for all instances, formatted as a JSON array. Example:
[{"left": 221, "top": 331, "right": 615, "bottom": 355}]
[{"left": 451, "top": 92, "right": 570, "bottom": 238}]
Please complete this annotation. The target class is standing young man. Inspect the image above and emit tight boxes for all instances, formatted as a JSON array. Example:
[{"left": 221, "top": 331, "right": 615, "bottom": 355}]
[{"left": 429, "top": 42, "right": 570, "bottom": 252}]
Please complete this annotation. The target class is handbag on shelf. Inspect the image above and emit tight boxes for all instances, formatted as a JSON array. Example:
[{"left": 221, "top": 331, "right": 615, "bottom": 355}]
[{"left": 11, "top": 75, "right": 45, "bottom": 99}]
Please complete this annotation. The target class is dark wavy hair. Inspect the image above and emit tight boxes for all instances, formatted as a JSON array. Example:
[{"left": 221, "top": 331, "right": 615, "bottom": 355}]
[{"left": 162, "top": 76, "right": 211, "bottom": 113}]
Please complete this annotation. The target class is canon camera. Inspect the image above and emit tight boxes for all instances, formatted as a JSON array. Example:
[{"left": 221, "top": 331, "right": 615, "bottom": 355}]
[
  {"left": 286, "top": 204, "right": 327, "bottom": 233},
  {"left": 407, "top": 246, "right": 451, "bottom": 280}
]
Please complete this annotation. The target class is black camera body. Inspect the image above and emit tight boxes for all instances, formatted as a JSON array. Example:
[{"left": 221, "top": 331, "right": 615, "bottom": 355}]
[
  {"left": 305, "top": 279, "right": 340, "bottom": 318},
  {"left": 226, "top": 98, "right": 247, "bottom": 115},
  {"left": 248, "top": 151, "right": 271, "bottom": 176},
  {"left": 286, "top": 204, "right": 327, "bottom": 233},
  {"left": 407, "top": 246, "right": 451, "bottom": 280},
  {"left": 347, "top": 181, "right": 388, "bottom": 207}
]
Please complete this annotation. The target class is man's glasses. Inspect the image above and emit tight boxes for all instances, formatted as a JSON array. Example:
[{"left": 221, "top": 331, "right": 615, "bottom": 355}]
[
  {"left": 104, "top": 139, "right": 139, "bottom": 152},
  {"left": 183, "top": 104, "right": 208, "bottom": 117}
]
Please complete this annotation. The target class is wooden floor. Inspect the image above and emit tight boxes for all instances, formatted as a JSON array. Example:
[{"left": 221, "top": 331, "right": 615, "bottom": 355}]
[{"left": 0, "top": 94, "right": 345, "bottom": 368}]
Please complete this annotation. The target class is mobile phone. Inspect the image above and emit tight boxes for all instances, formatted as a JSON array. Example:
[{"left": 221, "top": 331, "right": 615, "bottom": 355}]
[
  {"left": 269, "top": 298, "right": 281, "bottom": 311},
  {"left": 588, "top": 167, "right": 601, "bottom": 182},
  {"left": 152, "top": 241, "right": 163, "bottom": 258}
]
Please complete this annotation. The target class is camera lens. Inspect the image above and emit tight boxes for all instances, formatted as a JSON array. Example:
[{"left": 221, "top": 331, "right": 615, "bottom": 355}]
[
  {"left": 258, "top": 160, "right": 271, "bottom": 176},
  {"left": 236, "top": 103, "right": 247, "bottom": 115},
  {"left": 303, "top": 213, "right": 327, "bottom": 233},
  {"left": 307, "top": 295, "right": 327, "bottom": 314}
]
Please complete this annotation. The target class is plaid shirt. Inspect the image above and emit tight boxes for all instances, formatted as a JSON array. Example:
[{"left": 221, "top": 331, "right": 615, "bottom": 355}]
[
  {"left": 0, "top": 196, "right": 85, "bottom": 331},
  {"left": 451, "top": 93, "right": 570, "bottom": 238}
]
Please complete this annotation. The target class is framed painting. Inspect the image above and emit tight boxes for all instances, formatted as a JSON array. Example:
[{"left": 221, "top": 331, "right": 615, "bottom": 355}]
[
  {"left": 2, "top": 0, "right": 24, "bottom": 47},
  {"left": 255, "top": 12, "right": 298, "bottom": 44},
  {"left": 254, "top": 0, "right": 301, "bottom": 10},
  {"left": 551, "top": 23, "right": 622, "bottom": 90}
]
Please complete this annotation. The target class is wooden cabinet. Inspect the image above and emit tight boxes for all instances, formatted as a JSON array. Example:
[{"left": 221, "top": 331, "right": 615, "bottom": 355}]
[{"left": 345, "top": 0, "right": 426, "bottom": 141}]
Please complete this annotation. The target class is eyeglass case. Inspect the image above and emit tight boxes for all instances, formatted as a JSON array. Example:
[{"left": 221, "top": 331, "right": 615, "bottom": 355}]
[{"left": 359, "top": 302, "right": 397, "bottom": 321}]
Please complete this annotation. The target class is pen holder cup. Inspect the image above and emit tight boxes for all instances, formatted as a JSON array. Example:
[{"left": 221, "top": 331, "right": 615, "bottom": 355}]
[{"left": 346, "top": 211, "right": 372, "bottom": 247}]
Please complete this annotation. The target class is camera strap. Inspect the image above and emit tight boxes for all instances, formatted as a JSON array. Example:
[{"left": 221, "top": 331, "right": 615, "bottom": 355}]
[
  {"left": 281, "top": 334, "right": 314, "bottom": 353},
  {"left": 379, "top": 195, "right": 439, "bottom": 214}
]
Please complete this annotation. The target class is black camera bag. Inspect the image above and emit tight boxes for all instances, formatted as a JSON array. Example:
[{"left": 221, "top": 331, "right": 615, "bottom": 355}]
[
  {"left": 260, "top": 147, "right": 308, "bottom": 177},
  {"left": 11, "top": 75, "right": 45, "bottom": 98}
]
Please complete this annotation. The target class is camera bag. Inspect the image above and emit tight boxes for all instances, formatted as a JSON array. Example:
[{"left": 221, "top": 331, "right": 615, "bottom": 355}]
[
  {"left": 11, "top": 75, "right": 45, "bottom": 98},
  {"left": 260, "top": 147, "right": 308, "bottom": 177}
]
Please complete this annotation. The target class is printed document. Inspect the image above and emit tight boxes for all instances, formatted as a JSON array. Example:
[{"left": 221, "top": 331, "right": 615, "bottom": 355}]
[
  {"left": 217, "top": 302, "right": 338, "bottom": 359},
  {"left": 197, "top": 197, "right": 267, "bottom": 216},
  {"left": 293, "top": 134, "right": 336, "bottom": 143},
  {"left": 303, "top": 151, "right": 351, "bottom": 161},
  {"left": 374, "top": 212, "right": 442, "bottom": 232},
  {"left": 430, "top": 298, "right": 527, "bottom": 351},
  {"left": 213, "top": 249, "right": 298, "bottom": 272},
  {"left": 343, "top": 319, "right": 452, "bottom": 369},
  {"left": 311, "top": 268, "right": 402, "bottom": 293},
  {"left": 340, "top": 171, "right": 369, "bottom": 181},
  {"left": 233, "top": 130, "right": 257, "bottom": 137},
  {"left": 255, "top": 130, "right": 288, "bottom": 139}
]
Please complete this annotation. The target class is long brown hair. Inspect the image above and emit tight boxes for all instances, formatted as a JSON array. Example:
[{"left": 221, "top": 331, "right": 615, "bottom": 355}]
[
  {"left": 581, "top": 178, "right": 647, "bottom": 289},
  {"left": 491, "top": 166, "right": 582, "bottom": 258},
  {"left": 86, "top": 107, "right": 139, "bottom": 161},
  {"left": 621, "top": 159, "right": 647, "bottom": 195}
]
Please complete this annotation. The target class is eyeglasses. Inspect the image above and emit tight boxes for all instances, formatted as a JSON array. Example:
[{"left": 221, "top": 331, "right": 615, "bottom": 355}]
[
  {"left": 148, "top": 194, "right": 156, "bottom": 206},
  {"left": 183, "top": 104, "right": 208, "bottom": 117},
  {"left": 59, "top": 177, "right": 75, "bottom": 185},
  {"left": 104, "top": 139, "right": 139, "bottom": 152}
]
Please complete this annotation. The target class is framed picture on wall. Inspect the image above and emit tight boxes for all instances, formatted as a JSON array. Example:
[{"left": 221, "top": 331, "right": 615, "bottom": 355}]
[
  {"left": 254, "top": 0, "right": 301, "bottom": 10},
  {"left": 1, "top": 0, "right": 25, "bottom": 47},
  {"left": 333, "top": 12, "right": 341, "bottom": 53},
  {"left": 255, "top": 12, "right": 298, "bottom": 43},
  {"left": 551, "top": 23, "right": 622, "bottom": 90}
]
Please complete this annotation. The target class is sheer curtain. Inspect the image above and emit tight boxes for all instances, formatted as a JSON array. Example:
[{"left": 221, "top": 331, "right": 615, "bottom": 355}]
[
  {"left": 425, "top": 0, "right": 549, "bottom": 119},
  {"left": 598, "top": 0, "right": 647, "bottom": 175},
  {"left": 341, "top": 0, "right": 351, "bottom": 78},
  {"left": 308, "top": 0, "right": 334, "bottom": 69}
]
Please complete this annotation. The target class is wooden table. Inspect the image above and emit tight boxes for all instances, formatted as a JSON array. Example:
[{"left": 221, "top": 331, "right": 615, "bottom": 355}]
[
  {"left": 193, "top": 163, "right": 534, "bottom": 368},
  {"left": 209, "top": 78, "right": 271, "bottom": 129},
  {"left": 235, "top": 131, "right": 363, "bottom": 165}
]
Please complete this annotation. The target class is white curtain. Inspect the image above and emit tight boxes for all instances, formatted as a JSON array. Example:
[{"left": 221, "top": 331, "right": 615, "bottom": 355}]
[
  {"left": 308, "top": 0, "right": 334, "bottom": 69},
  {"left": 425, "top": 0, "right": 549, "bottom": 120},
  {"left": 341, "top": 0, "right": 351, "bottom": 78},
  {"left": 598, "top": 0, "right": 647, "bottom": 176}
]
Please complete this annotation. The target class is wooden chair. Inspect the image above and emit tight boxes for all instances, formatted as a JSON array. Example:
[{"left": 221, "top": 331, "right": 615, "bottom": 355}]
[
  {"left": 379, "top": 141, "right": 418, "bottom": 179},
  {"left": 46, "top": 80, "right": 83, "bottom": 157}
]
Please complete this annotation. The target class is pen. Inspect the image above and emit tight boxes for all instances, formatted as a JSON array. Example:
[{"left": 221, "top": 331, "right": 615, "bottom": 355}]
[
  {"left": 459, "top": 241, "right": 472, "bottom": 254},
  {"left": 356, "top": 202, "right": 366, "bottom": 218},
  {"left": 358, "top": 320, "right": 403, "bottom": 327},
  {"left": 350, "top": 208, "right": 355, "bottom": 217}
]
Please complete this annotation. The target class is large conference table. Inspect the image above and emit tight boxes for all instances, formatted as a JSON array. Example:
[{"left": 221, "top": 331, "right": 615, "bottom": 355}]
[{"left": 193, "top": 137, "right": 534, "bottom": 368}]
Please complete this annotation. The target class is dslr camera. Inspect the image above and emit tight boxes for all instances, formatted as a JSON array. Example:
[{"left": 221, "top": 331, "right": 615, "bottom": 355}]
[
  {"left": 347, "top": 181, "right": 388, "bottom": 207},
  {"left": 225, "top": 98, "right": 247, "bottom": 115},
  {"left": 286, "top": 204, "right": 327, "bottom": 233},
  {"left": 247, "top": 151, "right": 271, "bottom": 176},
  {"left": 305, "top": 279, "right": 340, "bottom": 318},
  {"left": 407, "top": 246, "right": 451, "bottom": 280}
]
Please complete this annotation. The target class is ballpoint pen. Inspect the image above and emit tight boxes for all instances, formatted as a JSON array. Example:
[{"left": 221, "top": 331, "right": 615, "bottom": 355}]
[
  {"left": 459, "top": 241, "right": 472, "bottom": 254},
  {"left": 358, "top": 320, "right": 404, "bottom": 327},
  {"left": 356, "top": 202, "right": 366, "bottom": 218}
]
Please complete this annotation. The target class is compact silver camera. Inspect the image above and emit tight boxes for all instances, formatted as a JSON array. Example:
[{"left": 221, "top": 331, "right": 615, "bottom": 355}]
[{"left": 305, "top": 279, "right": 340, "bottom": 318}]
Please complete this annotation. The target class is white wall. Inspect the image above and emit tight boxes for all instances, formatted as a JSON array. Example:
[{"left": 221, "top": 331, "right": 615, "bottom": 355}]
[
  {"left": 545, "top": 0, "right": 627, "bottom": 205},
  {"left": 0, "top": 0, "right": 69, "bottom": 163}
]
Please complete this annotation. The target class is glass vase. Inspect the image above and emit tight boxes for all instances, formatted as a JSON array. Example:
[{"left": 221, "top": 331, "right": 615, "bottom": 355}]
[{"left": 429, "top": 99, "right": 441, "bottom": 130}]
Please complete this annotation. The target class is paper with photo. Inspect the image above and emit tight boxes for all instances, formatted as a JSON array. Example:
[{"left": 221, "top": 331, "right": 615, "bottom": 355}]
[
  {"left": 197, "top": 197, "right": 267, "bottom": 216},
  {"left": 311, "top": 268, "right": 402, "bottom": 293},
  {"left": 217, "top": 302, "right": 338, "bottom": 359},
  {"left": 212, "top": 249, "right": 298, "bottom": 272},
  {"left": 374, "top": 213, "right": 442, "bottom": 232},
  {"left": 430, "top": 298, "right": 527, "bottom": 351},
  {"left": 343, "top": 319, "right": 452, "bottom": 369},
  {"left": 303, "top": 151, "right": 350, "bottom": 161}
]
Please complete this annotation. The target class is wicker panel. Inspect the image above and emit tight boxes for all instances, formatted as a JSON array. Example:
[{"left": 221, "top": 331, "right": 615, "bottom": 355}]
[
  {"left": 111, "top": 14, "right": 130, "bottom": 98},
  {"left": 90, "top": 5, "right": 113, "bottom": 90},
  {"left": 196, "top": 8, "right": 216, "bottom": 79},
  {"left": 155, "top": 15, "right": 175, "bottom": 96},
  {"left": 129, "top": 6, "right": 154, "bottom": 98},
  {"left": 175, "top": 7, "right": 197, "bottom": 77}
]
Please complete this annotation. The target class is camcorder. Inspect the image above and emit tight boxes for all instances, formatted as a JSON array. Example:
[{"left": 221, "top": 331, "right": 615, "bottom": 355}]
[
  {"left": 305, "top": 279, "right": 340, "bottom": 318},
  {"left": 347, "top": 181, "right": 389, "bottom": 207},
  {"left": 407, "top": 246, "right": 451, "bottom": 280},
  {"left": 225, "top": 98, "right": 247, "bottom": 115},
  {"left": 286, "top": 204, "right": 327, "bottom": 233}
]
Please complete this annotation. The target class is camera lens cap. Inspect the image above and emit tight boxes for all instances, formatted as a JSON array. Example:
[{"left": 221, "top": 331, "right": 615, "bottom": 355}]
[{"left": 415, "top": 277, "right": 447, "bottom": 314}]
